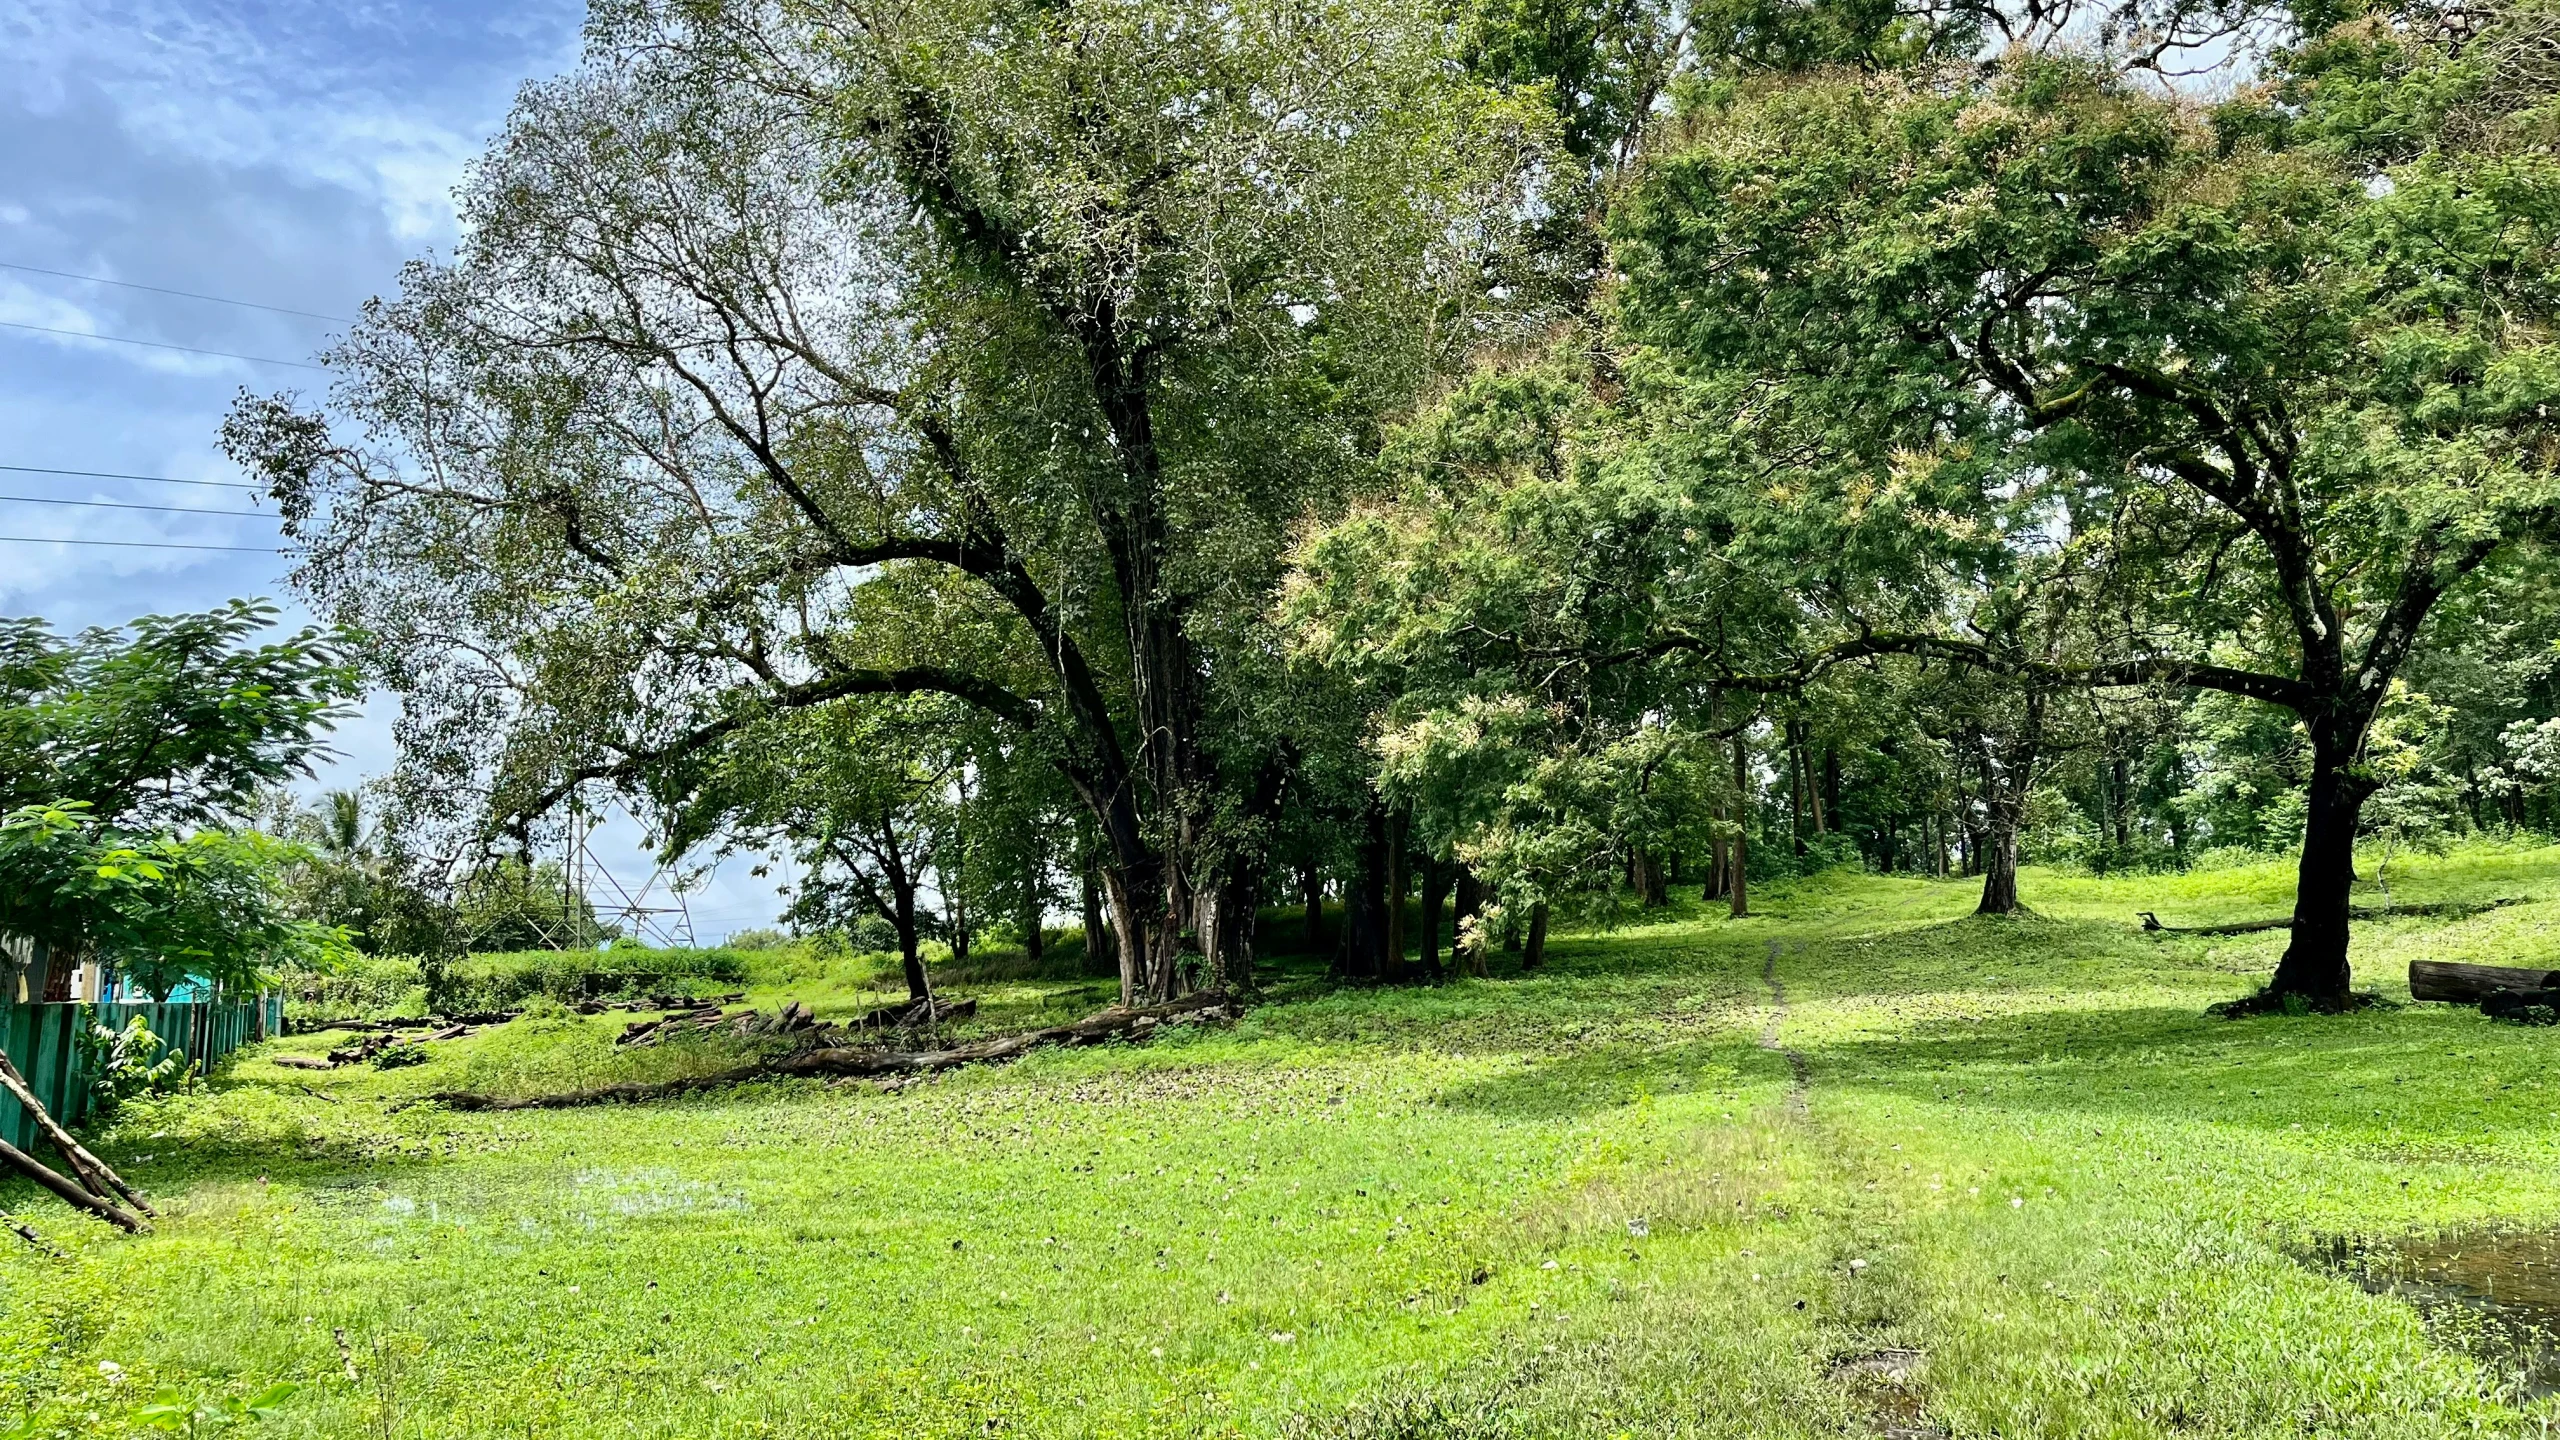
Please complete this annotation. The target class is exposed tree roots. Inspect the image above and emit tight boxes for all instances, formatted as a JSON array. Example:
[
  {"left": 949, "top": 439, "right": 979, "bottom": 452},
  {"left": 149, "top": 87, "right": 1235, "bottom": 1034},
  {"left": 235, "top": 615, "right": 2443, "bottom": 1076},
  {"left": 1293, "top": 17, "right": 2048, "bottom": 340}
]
[
  {"left": 2208, "top": 988, "right": 2385, "bottom": 1018},
  {"left": 424, "top": 991, "right": 1237, "bottom": 1112}
]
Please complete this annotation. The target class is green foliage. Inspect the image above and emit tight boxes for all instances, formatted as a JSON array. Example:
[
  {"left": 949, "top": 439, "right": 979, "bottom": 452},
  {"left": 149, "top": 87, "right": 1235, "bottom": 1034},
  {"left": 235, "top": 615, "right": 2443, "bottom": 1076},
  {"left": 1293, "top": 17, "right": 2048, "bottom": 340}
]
[
  {"left": 0, "top": 600, "right": 355, "bottom": 829},
  {"left": 79, "top": 1014, "right": 192, "bottom": 1112},
  {"left": 0, "top": 802, "right": 349, "bottom": 997},
  {"left": 134, "top": 1382, "right": 298, "bottom": 1438},
  {"left": 273, "top": 946, "right": 755, "bottom": 1022}
]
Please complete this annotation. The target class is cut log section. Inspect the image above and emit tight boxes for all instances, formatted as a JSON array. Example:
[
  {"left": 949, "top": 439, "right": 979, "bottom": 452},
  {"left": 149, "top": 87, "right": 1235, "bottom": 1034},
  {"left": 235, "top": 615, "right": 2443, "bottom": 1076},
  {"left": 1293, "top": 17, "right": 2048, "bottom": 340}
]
[
  {"left": 2410, "top": 960, "right": 2560, "bottom": 1003},
  {"left": 431, "top": 991, "right": 1236, "bottom": 1112}
]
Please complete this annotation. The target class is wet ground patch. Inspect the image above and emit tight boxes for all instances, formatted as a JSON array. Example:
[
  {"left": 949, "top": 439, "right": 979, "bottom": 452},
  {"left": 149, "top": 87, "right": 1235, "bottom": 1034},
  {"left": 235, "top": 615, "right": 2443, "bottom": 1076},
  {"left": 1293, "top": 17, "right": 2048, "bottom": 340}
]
[{"left": 2310, "top": 1226, "right": 2560, "bottom": 1399}]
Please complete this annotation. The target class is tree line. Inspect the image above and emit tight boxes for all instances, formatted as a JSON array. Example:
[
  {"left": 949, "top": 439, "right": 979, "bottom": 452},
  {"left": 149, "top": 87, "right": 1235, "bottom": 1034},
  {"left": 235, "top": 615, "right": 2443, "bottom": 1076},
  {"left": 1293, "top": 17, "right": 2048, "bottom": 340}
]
[{"left": 202, "top": 0, "right": 2560, "bottom": 1011}]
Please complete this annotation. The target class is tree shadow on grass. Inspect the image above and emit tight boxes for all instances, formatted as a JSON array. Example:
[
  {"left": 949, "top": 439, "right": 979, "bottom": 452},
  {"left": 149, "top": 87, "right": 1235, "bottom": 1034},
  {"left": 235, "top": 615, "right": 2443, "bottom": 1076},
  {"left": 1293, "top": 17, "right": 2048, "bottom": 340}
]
[
  {"left": 1431, "top": 1036, "right": 1792, "bottom": 1120},
  {"left": 1795, "top": 997, "right": 2547, "bottom": 1142}
]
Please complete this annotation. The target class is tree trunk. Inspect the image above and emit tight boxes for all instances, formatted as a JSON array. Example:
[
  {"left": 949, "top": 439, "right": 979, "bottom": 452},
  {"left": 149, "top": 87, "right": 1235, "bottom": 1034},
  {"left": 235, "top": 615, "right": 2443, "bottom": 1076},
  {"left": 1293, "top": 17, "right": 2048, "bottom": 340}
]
[
  {"left": 2111, "top": 753, "right": 2134, "bottom": 852},
  {"left": 1080, "top": 862, "right": 1114, "bottom": 977},
  {"left": 1977, "top": 827, "right": 2020, "bottom": 914},
  {"left": 1199, "top": 870, "right": 1259, "bottom": 993},
  {"left": 1420, "top": 856, "right": 1449, "bottom": 980},
  {"left": 1384, "top": 811, "right": 1409, "bottom": 982},
  {"left": 1704, "top": 834, "right": 1727, "bottom": 901},
  {"left": 1729, "top": 734, "right": 1751, "bottom": 919},
  {"left": 1976, "top": 692, "right": 2044, "bottom": 916},
  {"left": 1522, "top": 901, "right": 1550, "bottom": 969},
  {"left": 1301, "top": 862, "right": 1325, "bottom": 954},
  {"left": 2266, "top": 742, "right": 2379, "bottom": 1002},
  {"left": 1822, "top": 745, "right": 1842, "bottom": 832},
  {"left": 896, "top": 922, "right": 930, "bottom": 1002},
  {"left": 1337, "top": 800, "right": 1391, "bottom": 982},
  {"left": 1808, "top": 735, "right": 1830, "bottom": 834},
  {"left": 1100, "top": 860, "right": 1178, "bottom": 1005},
  {"left": 1787, "top": 720, "right": 1809, "bottom": 857}
]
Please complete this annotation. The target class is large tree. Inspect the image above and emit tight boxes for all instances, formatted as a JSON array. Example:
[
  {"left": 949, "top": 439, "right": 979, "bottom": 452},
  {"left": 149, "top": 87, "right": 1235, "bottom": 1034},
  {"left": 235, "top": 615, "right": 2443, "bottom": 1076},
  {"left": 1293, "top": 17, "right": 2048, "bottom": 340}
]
[
  {"left": 227, "top": 0, "right": 1548, "bottom": 1003},
  {"left": 1608, "top": 21, "right": 2560, "bottom": 1003}
]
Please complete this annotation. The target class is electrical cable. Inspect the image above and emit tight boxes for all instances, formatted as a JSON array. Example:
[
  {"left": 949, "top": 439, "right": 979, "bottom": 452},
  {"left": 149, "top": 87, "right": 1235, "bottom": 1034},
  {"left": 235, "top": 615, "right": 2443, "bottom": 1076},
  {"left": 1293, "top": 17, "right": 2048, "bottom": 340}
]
[
  {"left": 0, "top": 320, "right": 327, "bottom": 370},
  {"left": 0, "top": 533, "right": 284, "bottom": 552},
  {"left": 0, "top": 493, "right": 268, "bottom": 517},
  {"left": 0, "top": 261, "right": 354, "bottom": 324},
  {"left": 0, "top": 465, "right": 262, "bottom": 490}
]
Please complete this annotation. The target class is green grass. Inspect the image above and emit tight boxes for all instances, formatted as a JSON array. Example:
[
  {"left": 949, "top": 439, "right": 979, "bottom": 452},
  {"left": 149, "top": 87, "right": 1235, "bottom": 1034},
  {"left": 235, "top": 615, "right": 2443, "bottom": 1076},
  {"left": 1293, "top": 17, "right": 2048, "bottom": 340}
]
[{"left": 7, "top": 842, "right": 2560, "bottom": 1437}]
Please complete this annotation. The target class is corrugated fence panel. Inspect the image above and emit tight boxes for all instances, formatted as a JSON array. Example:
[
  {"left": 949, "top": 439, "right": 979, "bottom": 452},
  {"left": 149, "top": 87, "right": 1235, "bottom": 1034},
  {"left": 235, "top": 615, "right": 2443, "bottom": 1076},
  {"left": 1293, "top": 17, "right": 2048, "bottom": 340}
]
[{"left": 0, "top": 996, "right": 274, "bottom": 1149}]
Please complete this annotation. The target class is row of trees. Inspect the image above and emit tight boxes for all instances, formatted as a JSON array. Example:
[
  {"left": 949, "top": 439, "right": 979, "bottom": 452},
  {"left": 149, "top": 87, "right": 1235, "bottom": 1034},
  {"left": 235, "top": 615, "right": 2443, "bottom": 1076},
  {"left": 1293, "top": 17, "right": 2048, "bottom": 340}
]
[{"left": 223, "top": 0, "right": 2560, "bottom": 1008}]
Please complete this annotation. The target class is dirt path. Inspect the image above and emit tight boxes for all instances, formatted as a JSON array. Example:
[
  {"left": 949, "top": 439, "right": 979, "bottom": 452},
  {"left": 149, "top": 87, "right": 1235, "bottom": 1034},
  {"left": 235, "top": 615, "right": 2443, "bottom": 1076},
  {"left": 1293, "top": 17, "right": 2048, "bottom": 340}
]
[{"left": 1760, "top": 938, "right": 1810, "bottom": 1113}]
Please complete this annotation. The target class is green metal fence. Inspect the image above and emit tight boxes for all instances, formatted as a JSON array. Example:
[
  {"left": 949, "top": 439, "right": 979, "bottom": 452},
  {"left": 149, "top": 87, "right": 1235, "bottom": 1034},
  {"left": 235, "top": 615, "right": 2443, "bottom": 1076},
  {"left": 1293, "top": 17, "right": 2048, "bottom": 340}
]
[{"left": 0, "top": 995, "right": 281, "bottom": 1149}]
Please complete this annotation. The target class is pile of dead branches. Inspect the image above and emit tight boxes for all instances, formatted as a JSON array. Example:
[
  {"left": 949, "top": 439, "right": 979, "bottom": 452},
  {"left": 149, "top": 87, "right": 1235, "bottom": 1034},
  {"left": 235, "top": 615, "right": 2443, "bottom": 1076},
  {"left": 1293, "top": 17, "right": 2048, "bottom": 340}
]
[
  {"left": 428, "top": 991, "right": 1236, "bottom": 1113},
  {"left": 300, "top": 992, "right": 750, "bottom": 1038},
  {"left": 0, "top": 1052, "right": 151, "bottom": 1253},
  {"left": 271, "top": 1021, "right": 485, "bottom": 1071},
  {"left": 616, "top": 996, "right": 977, "bottom": 1049}
]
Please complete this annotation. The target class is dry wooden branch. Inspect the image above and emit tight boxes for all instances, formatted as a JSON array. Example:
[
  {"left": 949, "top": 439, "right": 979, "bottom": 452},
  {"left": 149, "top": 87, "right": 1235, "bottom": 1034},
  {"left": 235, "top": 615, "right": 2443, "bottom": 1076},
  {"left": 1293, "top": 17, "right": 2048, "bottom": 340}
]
[
  {"left": 851, "top": 995, "right": 978, "bottom": 1030},
  {"left": 430, "top": 992, "right": 1236, "bottom": 1112},
  {"left": 2141, "top": 897, "right": 2525, "bottom": 936},
  {"left": 0, "top": 1135, "right": 143, "bottom": 1232},
  {"left": 0, "top": 1050, "right": 152, "bottom": 1217}
]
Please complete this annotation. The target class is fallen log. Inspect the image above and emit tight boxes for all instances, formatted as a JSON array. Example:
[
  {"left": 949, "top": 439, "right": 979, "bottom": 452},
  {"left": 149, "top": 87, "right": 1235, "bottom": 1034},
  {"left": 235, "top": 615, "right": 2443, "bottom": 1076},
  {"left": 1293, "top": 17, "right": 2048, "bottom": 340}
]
[
  {"left": 0, "top": 1135, "right": 142, "bottom": 1232},
  {"left": 2143, "top": 897, "right": 2529, "bottom": 937},
  {"left": 2410, "top": 960, "right": 2560, "bottom": 1003},
  {"left": 616, "top": 1006, "right": 725, "bottom": 1047},
  {"left": 0, "top": 1050, "right": 152, "bottom": 1217},
  {"left": 853, "top": 995, "right": 977, "bottom": 1030},
  {"left": 428, "top": 991, "right": 1236, "bottom": 1112},
  {"left": 324, "top": 1033, "right": 395, "bottom": 1066},
  {"left": 270, "top": 1055, "right": 336, "bottom": 1071}
]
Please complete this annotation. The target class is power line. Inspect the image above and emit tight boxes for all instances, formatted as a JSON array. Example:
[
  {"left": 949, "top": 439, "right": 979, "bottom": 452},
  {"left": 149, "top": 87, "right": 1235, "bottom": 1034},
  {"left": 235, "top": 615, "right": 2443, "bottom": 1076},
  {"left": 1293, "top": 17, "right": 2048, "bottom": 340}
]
[
  {"left": 0, "top": 320, "right": 327, "bottom": 371},
  {"left": 0, "top": 261, "right": 354, "bottom": 324},
  {"left": 0, "top": 493, "right": 269, "bottom": 517},
  {"left": 0, "top": 465, "right": 262, "bottom": 491},
  {"left": 0, "top": 533, "right": 285, "bottom": 553}
]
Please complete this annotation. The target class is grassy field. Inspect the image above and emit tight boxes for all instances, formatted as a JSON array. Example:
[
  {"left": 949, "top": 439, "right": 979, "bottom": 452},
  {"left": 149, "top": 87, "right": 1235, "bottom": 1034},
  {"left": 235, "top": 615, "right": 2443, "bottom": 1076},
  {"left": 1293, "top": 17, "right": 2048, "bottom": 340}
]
[{"left": 6, "top": 841, "right": 2560, "bottom": 1438}]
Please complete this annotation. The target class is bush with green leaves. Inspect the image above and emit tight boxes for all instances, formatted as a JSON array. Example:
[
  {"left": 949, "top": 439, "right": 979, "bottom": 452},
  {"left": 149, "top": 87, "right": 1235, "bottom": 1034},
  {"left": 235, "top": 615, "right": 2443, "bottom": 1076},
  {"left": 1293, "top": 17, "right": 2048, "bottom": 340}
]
[{"left": 78, "top": 1014, "right": 192, "bottom": 1112}]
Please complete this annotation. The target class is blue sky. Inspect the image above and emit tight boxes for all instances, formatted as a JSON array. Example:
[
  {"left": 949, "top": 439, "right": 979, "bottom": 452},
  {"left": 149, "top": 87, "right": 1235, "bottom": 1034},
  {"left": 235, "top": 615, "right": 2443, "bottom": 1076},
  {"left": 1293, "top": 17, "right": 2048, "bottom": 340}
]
[{"left": 1, "top": 0, "right": 786, "bottom": 941}]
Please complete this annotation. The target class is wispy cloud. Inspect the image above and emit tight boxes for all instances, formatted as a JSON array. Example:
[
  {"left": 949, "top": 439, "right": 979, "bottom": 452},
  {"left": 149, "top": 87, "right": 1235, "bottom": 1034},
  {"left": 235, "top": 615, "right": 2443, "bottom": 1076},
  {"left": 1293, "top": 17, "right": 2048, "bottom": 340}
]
[{"left": 0, "top": 0, "right": 782, "bottom": 936}]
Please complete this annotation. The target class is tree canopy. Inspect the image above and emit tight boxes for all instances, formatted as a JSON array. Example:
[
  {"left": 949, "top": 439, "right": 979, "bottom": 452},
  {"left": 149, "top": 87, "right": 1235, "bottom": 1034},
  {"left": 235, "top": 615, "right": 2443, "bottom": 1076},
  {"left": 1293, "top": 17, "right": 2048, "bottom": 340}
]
[{"left": 218, "top": 0, "right": 2560, "bottom": 1008}]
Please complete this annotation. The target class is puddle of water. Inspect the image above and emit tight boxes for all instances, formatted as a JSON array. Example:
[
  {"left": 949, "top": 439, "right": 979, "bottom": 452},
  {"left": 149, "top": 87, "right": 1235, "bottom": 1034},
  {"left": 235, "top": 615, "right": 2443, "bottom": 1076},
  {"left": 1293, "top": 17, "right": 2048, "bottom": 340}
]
[{"left": 2311, "top": 1228, "right": 2560, "bottom": 1398}]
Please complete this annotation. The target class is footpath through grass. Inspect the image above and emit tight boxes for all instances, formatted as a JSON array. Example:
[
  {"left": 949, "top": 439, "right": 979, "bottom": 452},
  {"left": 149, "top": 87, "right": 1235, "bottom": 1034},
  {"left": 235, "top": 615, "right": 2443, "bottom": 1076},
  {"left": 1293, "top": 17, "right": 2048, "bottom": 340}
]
[{"left": 6, "top": 842, "right": 2560, "bottom": 1438}]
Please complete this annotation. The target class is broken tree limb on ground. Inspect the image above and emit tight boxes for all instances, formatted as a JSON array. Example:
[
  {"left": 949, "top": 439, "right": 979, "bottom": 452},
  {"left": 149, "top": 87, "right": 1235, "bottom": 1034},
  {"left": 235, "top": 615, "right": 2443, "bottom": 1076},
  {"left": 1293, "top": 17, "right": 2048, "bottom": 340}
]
[
  {"left": 851, "top": 995, "right": 978, "bottom": 1031},
  {"left": 429, "top": 991, "right": 1237, "bottom": 1113},
  {"left": 0, "top": 1135, "right": 143, "bottom": 1233},
  {"left": 2140, "top": 898, "right": 2528, "bottom": 936},
  {"left": 0, "top": 1049, "right": 152, "bottom": 1217},
  {"left": 617, "top": 1001, "right": 834, "bottom": 1048}
]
